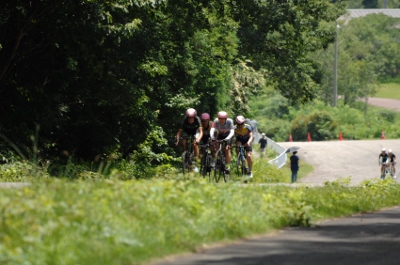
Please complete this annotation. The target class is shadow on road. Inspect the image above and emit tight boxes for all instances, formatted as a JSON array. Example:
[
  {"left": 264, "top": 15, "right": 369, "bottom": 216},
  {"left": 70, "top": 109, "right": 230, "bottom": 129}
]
[{"left": 153, "top": 207, "right": 400, "bottom": 265}]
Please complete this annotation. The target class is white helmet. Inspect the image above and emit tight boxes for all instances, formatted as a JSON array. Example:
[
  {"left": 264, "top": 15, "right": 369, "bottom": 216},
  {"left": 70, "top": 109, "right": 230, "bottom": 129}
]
[
  {"left": 235, "top": 115, "right": 246, "bottom": 124},
  {"left": 382, "top": 148, "right": 386, "bottom": 152},
  {"left": 388, "top": 149, "right": 392, "bottom": 153}
]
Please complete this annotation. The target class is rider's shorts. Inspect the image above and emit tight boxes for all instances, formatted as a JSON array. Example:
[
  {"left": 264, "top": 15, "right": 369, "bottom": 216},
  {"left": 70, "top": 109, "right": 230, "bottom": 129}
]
[{"left": 236, "top": 136, "right": 252, "bottom": 152}]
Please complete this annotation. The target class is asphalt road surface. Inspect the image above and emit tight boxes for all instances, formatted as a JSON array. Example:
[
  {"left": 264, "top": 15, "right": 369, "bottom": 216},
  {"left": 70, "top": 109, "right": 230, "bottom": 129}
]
[
  {"left": 150, "top": 139, "right": 400, "bottom": 265},
  {"left": 279, "top": 139, "right": 400, "bottom": 185},
  {"left": 151, "top": 207, "right": 400, "bottom": 265}
]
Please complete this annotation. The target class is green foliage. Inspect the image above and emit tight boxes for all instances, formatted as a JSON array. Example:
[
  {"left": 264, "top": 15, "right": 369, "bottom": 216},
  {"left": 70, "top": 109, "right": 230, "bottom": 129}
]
[
  {"left": 0, "top": 177, "right": 400, "bottom": 264},
  {"left": 0, "top": 0, "right": 346, "bottom": 166},
  {"left": 0, "top": 162, "right": 50, "bottom": 181},
  {"left": 291, "top": 110, "right": 338, "bottom": 141},
  {"left": 252, "top": 93, "right": 400, "bottom": 142}
]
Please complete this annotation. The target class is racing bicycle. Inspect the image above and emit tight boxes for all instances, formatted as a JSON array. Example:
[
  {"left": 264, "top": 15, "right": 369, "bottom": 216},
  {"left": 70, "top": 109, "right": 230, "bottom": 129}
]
[
  {"left": 235, "top": 145, "right": 249, "bottom": 178},
  {"left": 180, "top": 135, "right": 195, "bottom": 174},
  {"left": 198, "top": 141, "right": 213, "bottom": 180},
  {"left": 211, "top": 139, "right": 230, "bottom": 183},
  {"left": 381, "top": 161, "right": 391, "bottom": 180}
]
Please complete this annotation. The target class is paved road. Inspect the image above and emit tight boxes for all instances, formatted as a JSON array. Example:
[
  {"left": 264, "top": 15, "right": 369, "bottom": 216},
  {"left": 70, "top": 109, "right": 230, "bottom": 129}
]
[
  {"left": 279, "top": 139, "right": 400, "bottom": 185},
  {"left": 151, "top": 206, "right": 400, "bottom": 265},
  {"left": 150, "top": 139, "right": 400, "bottom": 265},
  {"left": 368, "top": 97, "right": 400, "bottom": 112}
]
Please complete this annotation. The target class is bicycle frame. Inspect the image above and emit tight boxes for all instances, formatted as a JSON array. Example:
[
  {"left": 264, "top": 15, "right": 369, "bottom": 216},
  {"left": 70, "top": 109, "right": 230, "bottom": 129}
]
[
  {"left": 235, "top": 145, "right": 248, "bottom": 177},
  {"left": 180, "top": 135, "right": 194, "bottom": 174},
  {"left": 198, "top": 142, "right": 213, "bottom": 180},
  {"left": 212, "top": 140, "right": 229, "bottom": 183},
  {"left": 381, "top": 161, "right": 390, "bottom": 179}
]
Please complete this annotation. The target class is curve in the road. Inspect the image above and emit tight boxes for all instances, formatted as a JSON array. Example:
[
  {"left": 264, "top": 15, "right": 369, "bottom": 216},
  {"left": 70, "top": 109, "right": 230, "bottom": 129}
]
[{"left": 278, "top": 139, "right": 400, "bottom": 185}]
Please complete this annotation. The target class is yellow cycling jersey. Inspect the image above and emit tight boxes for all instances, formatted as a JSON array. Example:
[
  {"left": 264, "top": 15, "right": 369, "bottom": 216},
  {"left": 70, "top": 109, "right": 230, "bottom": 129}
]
[{"left": 235, "top": 123, "right": 252, "bottom": 137}]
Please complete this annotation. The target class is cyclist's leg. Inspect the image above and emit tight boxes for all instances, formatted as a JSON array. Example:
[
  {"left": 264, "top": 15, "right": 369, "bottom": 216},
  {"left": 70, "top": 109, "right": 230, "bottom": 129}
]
[
  {"left": 225, "top": 138, "right": 232, "bottom": 164},
  {"left": 181, "top": 132, "right": 189, "bottom": 152},
  {"left": 246, "top": 147, "right": 253, "bottom": 177}
]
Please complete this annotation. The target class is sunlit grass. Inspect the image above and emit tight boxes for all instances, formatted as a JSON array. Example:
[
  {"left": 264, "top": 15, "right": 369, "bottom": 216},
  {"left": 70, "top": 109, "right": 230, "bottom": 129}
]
[
  {"left": 1, "top": 176, "right": 400, "bottom": 265},
  {"left": 375, "top": 82, "right": 400, "bottom": 99}
]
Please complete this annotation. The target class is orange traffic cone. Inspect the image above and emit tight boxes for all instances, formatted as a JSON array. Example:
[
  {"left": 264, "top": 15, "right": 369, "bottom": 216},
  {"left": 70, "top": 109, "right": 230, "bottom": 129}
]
[
  {"left": 381, "top": 130, "right": 385, "bottom": 140},
  {"left": 307, "top": 132, "right": 312, "bottom": 142},
  {"left": 339, "top": 132, "right": 343, "bottom": 141},
  {"left": 289, "top": 134, "right": 293, "bottom": 142}
]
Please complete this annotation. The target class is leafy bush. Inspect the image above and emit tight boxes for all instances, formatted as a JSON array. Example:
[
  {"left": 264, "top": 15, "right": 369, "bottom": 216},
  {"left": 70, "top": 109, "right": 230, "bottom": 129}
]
[{"left": 291, "top": 110, "right": 338, "bottom": 141}]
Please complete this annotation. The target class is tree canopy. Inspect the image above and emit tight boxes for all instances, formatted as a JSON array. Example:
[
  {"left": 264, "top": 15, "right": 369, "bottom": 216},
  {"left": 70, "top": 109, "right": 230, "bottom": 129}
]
[{"left": 0, "top": 0, "right": 346, "bottom": 163}]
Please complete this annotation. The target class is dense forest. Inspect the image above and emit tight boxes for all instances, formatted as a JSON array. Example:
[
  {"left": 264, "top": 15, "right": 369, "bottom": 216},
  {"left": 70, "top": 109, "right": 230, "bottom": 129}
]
[
  {"left": 2, "top": 0, "right": 400, "bottom": 173},
  {"left": 0, "top": 1, "right": 346, "bottom": 166}
]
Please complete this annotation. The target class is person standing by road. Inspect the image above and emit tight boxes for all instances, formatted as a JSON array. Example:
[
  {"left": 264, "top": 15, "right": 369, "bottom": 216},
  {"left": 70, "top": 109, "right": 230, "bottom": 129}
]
[
  {"left": 289, "top": 151, "right": 300, "bottom": 183},
  {"left": 258, "top": 133, "right": 267, "bottom": 157}
]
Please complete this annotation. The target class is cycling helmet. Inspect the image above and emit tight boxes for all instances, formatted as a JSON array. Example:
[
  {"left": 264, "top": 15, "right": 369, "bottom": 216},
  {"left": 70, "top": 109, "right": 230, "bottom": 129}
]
[
  {"left": 382, "top": 148, "right": 386, "bottom": 152},
  {"left": 235, "top": 115, "right": 245, "bottom": 124},
  {"left": 201, "top": 113, "right": 210, "bottom": 120},
  {"left": 186, "top": 108, "right": 197, "bottom": 117},
  {"left": 389, "top": 149, "right": 392, "bottom": 153},
  {"left": 217, "top": 111, "right": 228, "bottom": 119}
]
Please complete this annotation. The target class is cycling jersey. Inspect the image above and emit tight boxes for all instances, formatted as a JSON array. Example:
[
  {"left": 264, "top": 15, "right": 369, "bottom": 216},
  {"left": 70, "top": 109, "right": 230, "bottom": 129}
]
[
  {"left": 210, "top": 118, "right": 235, "bottom": 139},
  {"left": 389, "top": 154, "right": 396, "bottom": 163},
  {"left": 179, "top": 116, "right": 202, "bottom": 136},
  {"left": 235, "top": 123, "right": 252, "bottom": 137},
  {"left": 235, "top": 123, "right": 253, "bottom": 151},
  {"left": 200, "top": 121, "right": 213, "bottom": 143},
  {"left": 379, "top": 153, "right": 389, "bottom": 163}
]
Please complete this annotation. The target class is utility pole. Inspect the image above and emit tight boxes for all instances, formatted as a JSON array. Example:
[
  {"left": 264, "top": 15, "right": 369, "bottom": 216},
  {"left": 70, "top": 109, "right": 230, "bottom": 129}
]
[
  {"left": 333, "top": 21, "right": 339, "bottom": 107},
  {"left": 384, "top": 0, "right": 388, "bottom": 8}
]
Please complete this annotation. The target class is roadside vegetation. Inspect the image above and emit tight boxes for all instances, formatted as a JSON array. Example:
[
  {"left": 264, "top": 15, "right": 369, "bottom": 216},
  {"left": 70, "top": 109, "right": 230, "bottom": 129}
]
[
  {"left": 251, "top": 89, "right": 400, "bottom": 143},
  {"left": 1, "top": 176, "right": 399, "bottom": 265},
  {"left": 2, "top": 1, "right": 400, "bottom": 264}
]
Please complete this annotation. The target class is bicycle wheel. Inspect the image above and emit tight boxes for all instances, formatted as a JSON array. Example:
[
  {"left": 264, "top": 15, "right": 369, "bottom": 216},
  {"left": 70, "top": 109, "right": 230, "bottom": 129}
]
[
  {"left": 236, "top": 155, "right": 245, "bottom": 177},
  {"left": 213, "top": 151, "right": 225, "bottom": 183},
  {"left": 205, "top": 154, "right": 212, "bottom": 179},
  {"left": 182, "top": 151, "right": 190, "bottom": 174},
  {"left": 200, "top": 153, "right": 211, "bottom": 178}
]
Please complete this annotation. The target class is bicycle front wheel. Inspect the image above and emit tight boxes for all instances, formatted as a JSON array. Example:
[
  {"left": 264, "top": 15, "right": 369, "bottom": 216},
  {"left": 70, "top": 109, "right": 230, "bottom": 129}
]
[
  {"left": 213, "top": 151, "right": 226, "bottom": 183},
  {"left": 200, "top": 153, "right": 211, "bottom": 178},
  {"left": 182, "top": 151, "right": 190, "bottom": 174}
]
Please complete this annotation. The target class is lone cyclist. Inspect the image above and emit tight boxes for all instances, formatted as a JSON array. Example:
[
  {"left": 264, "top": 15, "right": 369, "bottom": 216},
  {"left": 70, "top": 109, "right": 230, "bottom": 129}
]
[
  {"left": 234, "top": 115, "right": 254, "bottom": 178},
  {"left": 388, "top": 149, "right": 397, "bottom": 178},
  {"left": 210, "top": 111, "right": 235, "bottom": 174},
  {"left": 379, "top": 148, "right": 389, "bottom": 178},
  {"left": 175, "top": 108, "right": 203, "bottom": 171}
]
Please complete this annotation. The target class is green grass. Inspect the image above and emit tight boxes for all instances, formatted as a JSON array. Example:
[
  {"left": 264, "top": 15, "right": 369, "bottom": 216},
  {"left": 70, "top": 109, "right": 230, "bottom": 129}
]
[
  {"left": 375, "top": 82, "right": 400, "bottom": 99},
  {"left": 0, "top": 176, "right": 399, "bottom": 265}
]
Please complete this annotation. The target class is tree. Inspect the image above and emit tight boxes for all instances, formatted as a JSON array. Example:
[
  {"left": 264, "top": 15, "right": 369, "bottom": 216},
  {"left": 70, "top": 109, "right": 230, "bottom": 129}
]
[{"left": 0, "top": 0, "right": 347, "bottom": 163}]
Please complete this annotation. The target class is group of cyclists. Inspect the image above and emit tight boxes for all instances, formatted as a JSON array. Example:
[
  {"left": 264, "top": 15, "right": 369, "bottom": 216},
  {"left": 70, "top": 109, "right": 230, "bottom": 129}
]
[
  {"left": 175, "top": 108, "right": 254, "bottom": 178},
  {"left": 379, "top": 147, "right": 397, "bottom": 178}
]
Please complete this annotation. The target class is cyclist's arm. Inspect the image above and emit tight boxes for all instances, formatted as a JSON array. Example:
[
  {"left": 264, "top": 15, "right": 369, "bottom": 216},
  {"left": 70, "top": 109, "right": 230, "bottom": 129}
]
[
  {"left": 176, "top": 129, "right": 183, "bottom": 145},
  {"left": 210, "top": 127, "right": 216, "bottom": 140},
  {"left": 196, "top": 127, "right": 203, "bottom": 143},
  {"left": 247, "top": 131, "right": 254, "bottom": 146},
  {"left": 225, "top": 128, "right": 235, "bottom": 140}
]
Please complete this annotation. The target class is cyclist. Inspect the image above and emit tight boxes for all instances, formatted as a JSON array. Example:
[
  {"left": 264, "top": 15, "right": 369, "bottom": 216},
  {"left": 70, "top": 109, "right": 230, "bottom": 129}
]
[
  {"left": 199, "top": 113, "right": 216, "bottom": 157},
  {"left": 388, "top": 149, "right": 397, "bottom": 178},
  {"left": 175, "top": 108, "right": 203, "bottom": 171},
  {"left": 210, "top": 111, "right": 235, "bottom": 174},
  {"left": 234, "top": 115, "right": 254, "bottom": 178},
  {"left": 379, "top": 148, "right": 389, "bottom": 177}
]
